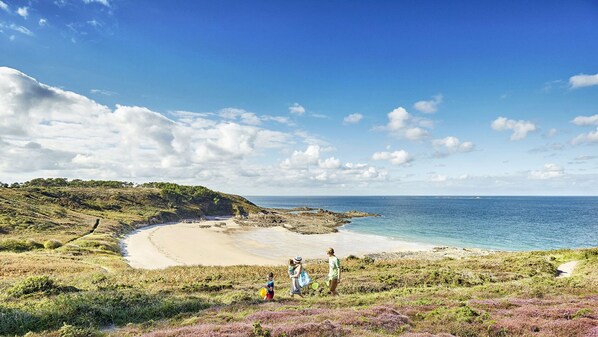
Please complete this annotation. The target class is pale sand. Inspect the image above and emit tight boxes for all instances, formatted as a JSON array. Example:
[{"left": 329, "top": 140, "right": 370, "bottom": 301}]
[
  {"left": 556, "top": 260, "right": 579, "bottom": 278},
  {"left": 121, "top": 218, "right": 434, "bottom": 269}
]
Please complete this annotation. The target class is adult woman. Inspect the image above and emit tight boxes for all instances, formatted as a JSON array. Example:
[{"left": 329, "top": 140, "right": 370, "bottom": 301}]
[
  {"left": 327, "top": 248, "right": 341, "bottom": 296},
  {"left": 289, "top": 256, "right": 304, "bottom": 298}
]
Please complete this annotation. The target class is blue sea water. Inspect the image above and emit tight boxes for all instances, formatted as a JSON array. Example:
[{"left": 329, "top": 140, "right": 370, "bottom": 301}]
[{"left": 245, "top": 196, "right": 598, "bottom": 251}]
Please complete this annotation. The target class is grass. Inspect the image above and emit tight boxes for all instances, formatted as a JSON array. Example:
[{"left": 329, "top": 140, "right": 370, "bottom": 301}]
[{"left": 0, "top": 180, "right": 597, "bottom": 336}]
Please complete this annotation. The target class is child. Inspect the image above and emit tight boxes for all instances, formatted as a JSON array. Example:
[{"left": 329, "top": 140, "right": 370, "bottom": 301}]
[{"left": 265, "top": 272, "right": 274, "bottom": 300}]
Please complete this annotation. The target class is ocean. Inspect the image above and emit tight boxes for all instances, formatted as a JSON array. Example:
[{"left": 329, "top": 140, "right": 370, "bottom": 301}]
[{"left": 245, "top": 196, "right": 598, "bottom": 251}]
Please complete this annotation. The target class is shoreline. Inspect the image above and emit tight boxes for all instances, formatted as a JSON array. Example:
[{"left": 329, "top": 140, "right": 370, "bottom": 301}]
[{"left": 120, "top": 217, "right": 493, "bottom": 269}]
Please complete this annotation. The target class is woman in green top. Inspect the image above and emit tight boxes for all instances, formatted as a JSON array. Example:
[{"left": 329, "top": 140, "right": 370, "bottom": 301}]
[{"left": 327, "top": 248, "right": 340, "bottom": 296}]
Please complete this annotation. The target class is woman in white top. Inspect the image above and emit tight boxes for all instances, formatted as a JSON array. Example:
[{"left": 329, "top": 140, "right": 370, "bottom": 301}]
[{"left": 289, "top": 256, "right": 304, "bottom": 298}]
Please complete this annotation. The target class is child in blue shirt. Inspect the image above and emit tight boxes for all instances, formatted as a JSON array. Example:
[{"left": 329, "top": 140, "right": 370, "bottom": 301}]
[{"left": 265, "top": 272, "right": 274, "bottom": 300}]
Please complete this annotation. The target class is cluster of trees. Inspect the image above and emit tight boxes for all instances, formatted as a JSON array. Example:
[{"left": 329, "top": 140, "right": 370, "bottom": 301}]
[
  {"left": 140, "top": 182, "right": 218, "bottom": 203},
  {"left": 3, "top": 178, "right": 135, "bottom": 189},
  {"left": 0, "top": 179, "right": 217, "bottom": 200}
]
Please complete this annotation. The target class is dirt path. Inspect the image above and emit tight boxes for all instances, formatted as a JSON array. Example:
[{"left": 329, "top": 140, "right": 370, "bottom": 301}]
[{"left": 556, "top": 260, "right": 579, "bottom": 278}]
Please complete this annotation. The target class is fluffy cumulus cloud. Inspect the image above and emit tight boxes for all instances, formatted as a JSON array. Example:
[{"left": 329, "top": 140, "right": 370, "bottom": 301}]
[
  {"left": 413, "top": 94, "right": 443, "bottom": 114},
  {"left": 571, "top": 114, "right": 598, "bottom": 126},
  {"left": 491, "top": 117, "right": 536, "bottom": 140},
  {"left": 0, "top": 67, "right": 292, "bottom": 182},
  {"left": 571, "top": 128, "right": 598, "bottom": 145},
  {"left": 569, "top": 73, "right": 598, "bottom": 89},
  {"left": 432, "top": 136, "right": 474, "bottom": 156},
  {"left": 383, "top": 107, "right": 431, "bottom": 140},
  {"left": 278, "top": 145, "right": 386, "bottom": 184},
  {"left": 372, "top": 150, "right": 412, "bottom": 166},
  {"left": 16, "top": 6, "right": 28, "bottom": 18},
  {"left": 0, "top": 1, "right": 8, "bottom": 12},
  {"left": 343, "top": 113, "right": 363, "bottom": 124},
  {"left": 288, "top": 103, "right": 305, "bottom": 115},
  {"left": 529, "top": 163, "right": 564, "bottom": 180},
  {"left": 570, "top": 114, "right": 598, "bottom": 145},
  {"left": 0, "top": 67, "right": 392, "bottom": 191}
]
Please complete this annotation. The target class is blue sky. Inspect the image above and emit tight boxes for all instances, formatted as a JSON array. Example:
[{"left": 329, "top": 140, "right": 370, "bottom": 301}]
[{"left": 1, "top": 0, "right": 598, "bottom": 195}]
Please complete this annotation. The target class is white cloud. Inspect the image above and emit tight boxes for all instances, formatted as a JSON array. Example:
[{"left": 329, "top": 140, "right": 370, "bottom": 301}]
[
  {"left": 0, "top": 67, "right": 297, "bottom": 183},
  {"left": 381, "top": 107, "right": 432, "bottom": 140},
  {"left": 432, "top": 136, "right": 475, "bottom": 155},
  {"left": 372, "top": 150, "right": 412, "bottom": 166},
  {"left": 571, "top": 127, "right": 598, "bottom": 145},
  {"left": 289, "top": 103, "right": 305, "bottom": 115},
  {"left": 387, "top": 107, "right": 410, "bottom": 131},
  {"left": 9, "top": 24, "right": 33, "bottom": 36},
  {"left": 413, "top": 94, "right": 443, "bottom": 114},
  {"left": 319, "top": 157, "right": 341, "bottom": 169},
  {"left": 0, "top": 1, "right": 8, "bottom": 12},
  {"left": 219, "top": 108, "right": 261, "bottom": 125},
  {"left": 278, "top": 145, "right": 386, "bottom": 184},
  {"left": 404, "top": 127, "right": 428, "bottom": 140},
  {"left": 491, "top": 116, "right": 536, "bottom": 140},
  {"left": 83, "top": 0, "right": 110, "bottom": 7},
  {"left": 544, "top": 128, "right": 557, "bottom": 138},
  {"left": 569, "top": 73, "right": 598, "bottom": 89},
  {"left": 343, "top": 113, "right": 363, "bottom": 124},
  {"left": 429, "top": 174, "right": 448, "bottom": 182},
  {"left": 280, "top": 145, "right": 321, "bottom": 169},
  {"left": 571, "top": 114, "right": 598, "bottom": 126},
  {"left": 262, "top": 115, "right": 293, "bottom": 126},
  {"left": 17, "top": 6, "right": 28, "bottom": 18},
  {"left": 90, "top": 88, "right": 117, "bottom": 96},
  {"left": 39, "top": 18, "right": 48, "bottom": 26},
  {"left": 529, "top": 163, "right": 564, "bottom": 180}
]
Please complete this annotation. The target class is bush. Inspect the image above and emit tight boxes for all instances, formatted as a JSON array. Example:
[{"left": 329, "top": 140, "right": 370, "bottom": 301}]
[
  {"left": 8, "top": 276, "right": 56, "bottom": 297},
  {"left": 44, "top": 239, "right": 63, "bottom": 249},
  {"left": 0, "top": 239, "right": 42, "bottom": 252},
  {"left": 58, "top": 323, "right": 103, "bottom": 337}
]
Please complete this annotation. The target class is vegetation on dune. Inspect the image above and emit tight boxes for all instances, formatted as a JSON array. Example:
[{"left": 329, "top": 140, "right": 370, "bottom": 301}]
[
  {"left": 0, "top": 179, "right": 597, "bottom": 336},
  {"left": 0, "top": 178, "right": 261, "bottom": 252}
]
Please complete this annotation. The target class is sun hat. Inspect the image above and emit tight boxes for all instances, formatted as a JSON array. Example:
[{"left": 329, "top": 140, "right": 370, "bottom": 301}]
[{"left": 294, "top": 256, "right": 302, "bottom": 263}]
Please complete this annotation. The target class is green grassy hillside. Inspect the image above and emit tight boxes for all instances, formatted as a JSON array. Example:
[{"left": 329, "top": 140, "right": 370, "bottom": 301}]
[
  {"left": 0, "top": 179, "right": 261, "bottom": 253},
  {"left": 0, "top": 179, "right": 596, "bottom": 337}
]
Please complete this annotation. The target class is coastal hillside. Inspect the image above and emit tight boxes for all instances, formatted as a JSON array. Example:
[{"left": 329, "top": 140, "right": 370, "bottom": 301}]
[
  {"left": 0, "top": 179, "right": 596, "bottom": 336},
  {"left": 0, "top": 178, "right": 262, "bottom": 251}
]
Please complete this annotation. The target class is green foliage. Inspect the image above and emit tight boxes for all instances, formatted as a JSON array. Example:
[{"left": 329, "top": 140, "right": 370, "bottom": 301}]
[
  {"left": 0, "top": 238, "right": 42, "bottom": 252},
  {"left": 44, "top": 239, "right": 63, "bottom": 249},
  {"left": 252, "top": 321, "right": 272, "bottom": 337},
  {"left": 58, "top": 323, "right": 103, "bottom": 337},
  {"left": 572, "top": 308, "right": 592, "bottom": 319},
  {"left": 8, "top": 276, "right": 56, "bottom": 297},
  {"left": 181, "top": 282, "right": 233, "bottom": 292}
]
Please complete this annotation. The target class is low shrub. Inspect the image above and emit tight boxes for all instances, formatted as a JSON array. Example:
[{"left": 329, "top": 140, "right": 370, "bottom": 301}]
[
  {"left": 0, "top": 238, "right": 42, "bottom": 252},
  {"left": 8, "top": 276, "right": 56, "bottom": 297},
  {"left": 44, "top": 239, "right": 63, "bottom": 249},
  {"left": 181, "top": 282, "right": 233, "bottom": 292},
  {"left": 58, "top": 323, "right": 103, "bottom": 337}
]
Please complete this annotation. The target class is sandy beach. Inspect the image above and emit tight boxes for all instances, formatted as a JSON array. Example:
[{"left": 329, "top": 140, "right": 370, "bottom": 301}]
[{"left": 121, "top": 217, "right": 434, "bottom": 269}]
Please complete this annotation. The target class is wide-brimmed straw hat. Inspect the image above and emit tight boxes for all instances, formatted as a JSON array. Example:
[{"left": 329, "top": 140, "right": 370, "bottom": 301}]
[{"left": 294, "top": 256, "right": 302, "bottom": 263}]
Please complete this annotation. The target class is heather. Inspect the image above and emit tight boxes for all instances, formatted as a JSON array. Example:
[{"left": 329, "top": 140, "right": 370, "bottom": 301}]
[{"left": 0, "top": 180, "right": 597, "bottom": 336}]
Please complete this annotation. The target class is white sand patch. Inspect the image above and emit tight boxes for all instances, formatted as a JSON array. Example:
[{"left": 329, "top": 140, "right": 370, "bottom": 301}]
[
  {"left": 556, "top": 260, "right": 579, "bottom": 278},
  {"left": 121, "top": 218, "right": 433, "bottom": 269}
]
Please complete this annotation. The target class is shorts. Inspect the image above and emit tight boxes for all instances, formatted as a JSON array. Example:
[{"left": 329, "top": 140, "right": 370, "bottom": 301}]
[{"left": 265, "top": 292, "right": 274, "bottom": 300}]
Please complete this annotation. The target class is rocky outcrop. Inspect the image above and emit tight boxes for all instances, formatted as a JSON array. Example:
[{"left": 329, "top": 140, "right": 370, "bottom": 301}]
[{"left": 234, "top": 207, "right": 379, "bottom": 234}]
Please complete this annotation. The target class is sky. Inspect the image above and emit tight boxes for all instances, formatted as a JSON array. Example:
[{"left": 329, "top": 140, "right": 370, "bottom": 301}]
[{"left": 1, "top": 0, "right": 598, "bottom": 195}]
